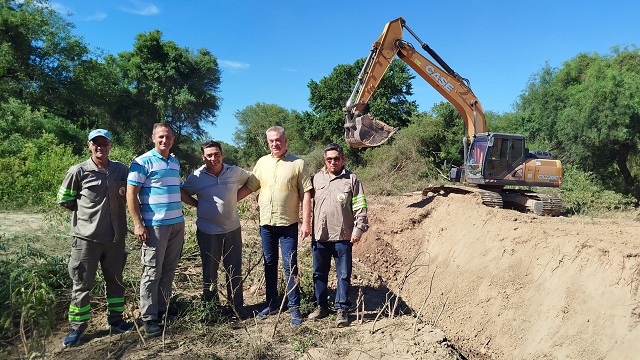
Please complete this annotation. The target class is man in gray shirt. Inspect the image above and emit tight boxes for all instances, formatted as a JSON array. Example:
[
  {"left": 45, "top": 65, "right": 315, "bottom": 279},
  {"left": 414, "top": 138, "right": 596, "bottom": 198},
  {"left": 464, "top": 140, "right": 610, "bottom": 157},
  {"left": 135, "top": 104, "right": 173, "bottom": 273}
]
[
  {"left": 57, "top": 129, "right": 132, "bottom": 347},
  {"left": 181, "top": 141, "right": 259, "bottom": 317}
]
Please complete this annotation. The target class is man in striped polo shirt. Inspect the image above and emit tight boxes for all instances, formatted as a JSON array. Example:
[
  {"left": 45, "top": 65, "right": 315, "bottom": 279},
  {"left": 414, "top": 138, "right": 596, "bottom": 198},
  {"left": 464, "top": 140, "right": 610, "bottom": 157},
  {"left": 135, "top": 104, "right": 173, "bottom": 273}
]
[{"left": 126, "top": 123, "right": 185, "bottom": 338}]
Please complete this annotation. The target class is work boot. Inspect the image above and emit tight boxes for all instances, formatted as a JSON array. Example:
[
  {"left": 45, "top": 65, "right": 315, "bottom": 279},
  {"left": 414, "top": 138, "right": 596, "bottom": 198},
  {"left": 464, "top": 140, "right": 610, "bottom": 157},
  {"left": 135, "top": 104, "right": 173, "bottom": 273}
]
[
  {"left": 307, "top": 306, "right": 329, "bottom": 320},
  {"left": 336, "top": 309, "right": 349, "bottom": 328},
  {"left": 144, "top": 320, "right": 162, "bottom": 338},
  {"left": 255, "top": 306, "right": 278, "bottom": 320},
  {"left": 63, "top": 328, "right": 84, "bottom": 347},
  {"left": 109, "top": 320, "right": 134, "bottom": 334}
]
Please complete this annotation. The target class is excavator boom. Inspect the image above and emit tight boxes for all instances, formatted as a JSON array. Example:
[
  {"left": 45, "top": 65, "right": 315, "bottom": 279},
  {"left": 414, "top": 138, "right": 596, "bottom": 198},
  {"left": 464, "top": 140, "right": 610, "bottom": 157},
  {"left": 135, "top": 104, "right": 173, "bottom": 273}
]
[
  {"left": 343, "top": 17, "right": 563, "bottom": 215},
  {"left": 344, "top": 17, "right": 487, "bottom": 147}
]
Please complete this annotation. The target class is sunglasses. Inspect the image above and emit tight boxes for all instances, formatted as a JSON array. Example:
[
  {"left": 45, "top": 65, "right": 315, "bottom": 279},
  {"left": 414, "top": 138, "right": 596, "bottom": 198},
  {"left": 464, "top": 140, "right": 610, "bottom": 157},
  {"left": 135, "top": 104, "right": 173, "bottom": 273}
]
[
  {"left": 325, "top": 156, "right": 342, "bottom": 162},
  {"left": 91, "top": 140, "right": 111, "bottom": 147}
]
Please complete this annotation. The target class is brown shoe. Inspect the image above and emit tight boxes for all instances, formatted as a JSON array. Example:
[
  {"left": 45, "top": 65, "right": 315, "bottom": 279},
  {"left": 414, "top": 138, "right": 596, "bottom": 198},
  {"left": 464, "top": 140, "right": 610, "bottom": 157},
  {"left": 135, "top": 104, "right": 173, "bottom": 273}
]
[
  {"left": 336, "top": 309, "right": 349, "bottom": 327},
  {"left": 307, "top": 306, "right": 329, "bottom": 320}
]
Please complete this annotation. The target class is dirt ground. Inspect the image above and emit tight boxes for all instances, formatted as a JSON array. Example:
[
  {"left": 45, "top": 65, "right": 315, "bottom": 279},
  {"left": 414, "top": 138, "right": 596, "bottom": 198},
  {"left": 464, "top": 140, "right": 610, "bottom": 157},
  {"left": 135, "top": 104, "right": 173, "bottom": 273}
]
[
  {"left": 355, "top": 192, "right": 640, "bottom": 359},
  {"left": 3, "top": 191, "right": 640, "bottom": 359}
]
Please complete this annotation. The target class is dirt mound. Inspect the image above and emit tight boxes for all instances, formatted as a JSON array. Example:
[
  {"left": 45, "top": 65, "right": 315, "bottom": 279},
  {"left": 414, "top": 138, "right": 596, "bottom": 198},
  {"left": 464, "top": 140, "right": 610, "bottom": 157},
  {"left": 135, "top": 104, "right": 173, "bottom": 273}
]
[{"left": 355, "top": 191, "right": 640, "bottom": 359}]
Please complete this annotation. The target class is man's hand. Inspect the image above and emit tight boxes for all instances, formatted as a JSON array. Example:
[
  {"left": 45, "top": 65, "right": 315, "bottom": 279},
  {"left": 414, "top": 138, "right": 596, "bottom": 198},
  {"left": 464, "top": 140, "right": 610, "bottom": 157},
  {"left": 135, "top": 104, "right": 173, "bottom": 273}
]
[
  {"left": 351, "top": 235, "right": 361, "bottom": 244},
  {"left": 299, "top": 222, "right": 311, "bottom": 239},
  {"left": 134, "top": 223, "right": 149, "bottom": 242}
]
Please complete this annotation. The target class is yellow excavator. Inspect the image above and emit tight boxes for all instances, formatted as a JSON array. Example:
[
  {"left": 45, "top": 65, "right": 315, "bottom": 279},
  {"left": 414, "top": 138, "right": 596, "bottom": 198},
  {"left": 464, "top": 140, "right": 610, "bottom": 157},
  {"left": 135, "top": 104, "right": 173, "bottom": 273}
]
[{"left": 343, "top": 17, "right": 563, "bottom": 216}]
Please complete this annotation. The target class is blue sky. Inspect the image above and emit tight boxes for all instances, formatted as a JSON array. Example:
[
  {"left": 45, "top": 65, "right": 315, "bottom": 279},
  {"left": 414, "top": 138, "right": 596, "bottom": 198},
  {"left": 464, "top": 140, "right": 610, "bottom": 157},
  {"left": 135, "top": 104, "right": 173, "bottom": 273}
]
[{"left": 52, "top": 0, "right": 639, "bottom": 145}]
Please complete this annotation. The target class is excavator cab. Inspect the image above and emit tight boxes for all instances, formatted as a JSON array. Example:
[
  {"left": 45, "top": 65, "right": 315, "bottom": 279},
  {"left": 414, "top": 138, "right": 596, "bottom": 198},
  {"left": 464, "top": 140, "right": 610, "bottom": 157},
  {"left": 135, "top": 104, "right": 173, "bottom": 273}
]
[{"left": 463, "top": 134, "right": 527, "bottom": 185}]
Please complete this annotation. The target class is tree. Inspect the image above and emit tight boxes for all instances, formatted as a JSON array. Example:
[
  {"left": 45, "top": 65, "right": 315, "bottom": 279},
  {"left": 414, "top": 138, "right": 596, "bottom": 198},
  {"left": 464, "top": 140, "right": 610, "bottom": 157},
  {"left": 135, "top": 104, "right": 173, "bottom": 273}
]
[
  {"left": 515, "top": 46, "right": 640, "bottom": 198},
  {"left": 233, "top": 103, "right": 295, "bottom": 166},
  {"left": 0, "top": 0, "right": 90, "bottom": 114},
  {"left": 118, "top": 30, "right": 222, "bottom": 152},
  {"left": 305, "top": 58, "right": 418, "bottom": 146}
]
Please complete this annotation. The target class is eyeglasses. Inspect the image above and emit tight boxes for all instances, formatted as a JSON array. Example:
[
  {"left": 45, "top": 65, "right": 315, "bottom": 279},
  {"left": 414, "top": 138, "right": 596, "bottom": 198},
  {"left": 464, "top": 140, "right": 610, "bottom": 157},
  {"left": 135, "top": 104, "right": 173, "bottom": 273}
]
[
  {"left": 90, "top": 140, "right": 111, "bottom": 147},
  {"left": 325, "top": 156, "right": 342, "bottom": 162}
]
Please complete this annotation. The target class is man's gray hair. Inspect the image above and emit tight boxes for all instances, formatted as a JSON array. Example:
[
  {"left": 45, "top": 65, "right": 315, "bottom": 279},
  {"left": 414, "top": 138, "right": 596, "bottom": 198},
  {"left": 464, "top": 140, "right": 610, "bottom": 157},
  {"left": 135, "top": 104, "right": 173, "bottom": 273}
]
[{"left": 266, "top": 126, "right": 285, "bottom": 137}]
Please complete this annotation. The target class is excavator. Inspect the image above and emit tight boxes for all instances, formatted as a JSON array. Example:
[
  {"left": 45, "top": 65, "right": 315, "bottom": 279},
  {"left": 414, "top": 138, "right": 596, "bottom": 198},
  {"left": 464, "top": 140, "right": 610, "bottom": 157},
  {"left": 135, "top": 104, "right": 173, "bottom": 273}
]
[{"left": 343, "top": 17, "right": 563, "bottom": 216}]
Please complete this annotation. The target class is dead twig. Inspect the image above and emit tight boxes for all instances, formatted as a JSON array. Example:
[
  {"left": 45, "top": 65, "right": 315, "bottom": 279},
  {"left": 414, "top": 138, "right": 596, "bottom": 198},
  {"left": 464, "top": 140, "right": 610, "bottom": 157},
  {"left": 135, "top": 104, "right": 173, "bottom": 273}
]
[{"left": 413, "top": 265, "right": 437, "bottom": 335}]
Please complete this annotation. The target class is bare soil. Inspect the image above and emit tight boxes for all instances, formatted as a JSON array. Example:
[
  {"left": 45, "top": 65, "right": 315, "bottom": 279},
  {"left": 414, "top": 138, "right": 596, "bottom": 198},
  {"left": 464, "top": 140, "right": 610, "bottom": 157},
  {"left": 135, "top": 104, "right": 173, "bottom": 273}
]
[
  {"left": 3, "top": 191, "right": 640, "bottom": 359},
  {"left": 355, "top": 192, "right": 640, "bottom": 359}
]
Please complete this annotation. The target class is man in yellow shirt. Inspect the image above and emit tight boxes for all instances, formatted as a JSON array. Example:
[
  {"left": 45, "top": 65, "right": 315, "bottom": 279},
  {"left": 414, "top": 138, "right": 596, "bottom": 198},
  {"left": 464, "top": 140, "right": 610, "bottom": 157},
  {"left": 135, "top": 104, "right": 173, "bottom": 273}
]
[{"left": 239, "top": 126, "right": 312, "bottom": 326}]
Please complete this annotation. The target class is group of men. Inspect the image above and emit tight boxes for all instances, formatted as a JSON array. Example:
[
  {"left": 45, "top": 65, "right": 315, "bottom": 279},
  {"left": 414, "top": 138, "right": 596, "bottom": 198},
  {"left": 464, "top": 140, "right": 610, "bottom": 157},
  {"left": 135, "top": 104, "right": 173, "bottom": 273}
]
[{"left": 57, "top": 124, "right": 368, "bottom": 347}]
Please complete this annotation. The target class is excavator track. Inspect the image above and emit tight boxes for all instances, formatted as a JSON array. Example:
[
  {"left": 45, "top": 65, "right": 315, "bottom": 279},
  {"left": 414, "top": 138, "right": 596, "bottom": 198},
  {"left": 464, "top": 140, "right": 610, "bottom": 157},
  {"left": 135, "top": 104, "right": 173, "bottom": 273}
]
[
  {"left": 501, "top": 190, "right": 563, "bottom": 216},
  {"left": 423, "top": 185, "right": 562, "bottom": 216},
  {"left": 476, "top": 189, "right": 503, "bottom": 208}
]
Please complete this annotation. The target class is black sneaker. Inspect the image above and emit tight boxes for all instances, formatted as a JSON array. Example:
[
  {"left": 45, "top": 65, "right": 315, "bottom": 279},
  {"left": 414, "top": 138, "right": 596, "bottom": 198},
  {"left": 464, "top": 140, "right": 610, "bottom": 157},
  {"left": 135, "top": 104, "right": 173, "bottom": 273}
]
[
  {"left": 234, "top": 306, "right": 251, "bottom": 320},
  {"left": 144, "top": 320, "right": 162, "bottom": 338},
  {"left": 63, "top": 328, "right": 84, "bottom": 347},
  {"left": 109, "top": 320, "right": 134, "bottom": 334}
]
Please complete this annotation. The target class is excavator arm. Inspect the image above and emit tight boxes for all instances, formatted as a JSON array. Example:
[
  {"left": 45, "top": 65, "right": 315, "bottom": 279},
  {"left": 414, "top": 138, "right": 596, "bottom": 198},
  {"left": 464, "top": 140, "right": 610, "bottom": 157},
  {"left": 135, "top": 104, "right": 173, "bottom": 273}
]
[{"left": 344, "top": 17, "right": 487, "bottom": 147}]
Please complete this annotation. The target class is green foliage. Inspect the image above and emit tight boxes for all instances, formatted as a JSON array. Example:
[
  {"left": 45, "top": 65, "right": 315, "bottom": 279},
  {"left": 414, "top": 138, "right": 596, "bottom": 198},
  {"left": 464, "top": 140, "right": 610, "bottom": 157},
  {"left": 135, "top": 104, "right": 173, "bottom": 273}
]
[
  {"left": 233, "top": 103, "right": 298, "bottom": 166},
  {"left": 0, "top": 0, "right": 89, "bottom": 112},
  {"left": 219, "top": 141, "right": 240, "bottom": 166},
  {"left": 0, "top": 133, "right": 81, "bottom": 208},
  {"left": 0, "top": 241, "right": 71, "bottom": 347},
  {"left": 118, "top": 30, "right": 222, "bottom": 153},
  {"left": 418, "top": 102, "right": 466, "bottom": 168},
  {"left": 355, "top": 121, "right": 438, "bottom": 196},
  {"left": 305, "top": 58, "right": 418, "bottom": 146},
  {"left": 0, "top": 98, "right": 85, "bottom": 153},
  {"left": 515, "top": 46, "right": 640, "bottom": 199},
  {"left": 561, "top": 165, "right": 636, "bottom": 215}
]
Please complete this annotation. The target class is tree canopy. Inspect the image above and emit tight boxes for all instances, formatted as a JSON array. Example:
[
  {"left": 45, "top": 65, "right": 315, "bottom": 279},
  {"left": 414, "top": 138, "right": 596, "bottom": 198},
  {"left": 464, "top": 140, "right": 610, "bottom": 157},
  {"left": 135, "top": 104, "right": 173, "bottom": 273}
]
[
  {"left": 515, "top": 46, "right": 640, "bottom": 197},
  {"left": 117, "top": 30, "right": 222, "bottom": 152},
  {"left": 305, "top": 58, "right": 417, "bottom": 146}
]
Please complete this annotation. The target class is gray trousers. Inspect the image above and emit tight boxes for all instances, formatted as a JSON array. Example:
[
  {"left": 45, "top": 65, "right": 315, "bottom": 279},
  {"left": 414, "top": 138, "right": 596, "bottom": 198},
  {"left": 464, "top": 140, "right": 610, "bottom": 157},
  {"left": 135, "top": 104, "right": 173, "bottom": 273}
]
[
  {"left": 197, "top": 227, "right": 244, "bottom": 307},
  {"left": 68, "top": 237, "right": 127, "bottom": 330},
  {"left": 139, "top": 222, "right": 185, "bottom": 322}
]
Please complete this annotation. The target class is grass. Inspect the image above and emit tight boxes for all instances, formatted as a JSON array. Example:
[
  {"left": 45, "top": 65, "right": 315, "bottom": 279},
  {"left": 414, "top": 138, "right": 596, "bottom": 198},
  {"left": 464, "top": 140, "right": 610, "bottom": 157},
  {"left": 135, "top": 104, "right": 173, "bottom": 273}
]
[{"left": 0, "top": 198, "right": 365, "bottom": 359}]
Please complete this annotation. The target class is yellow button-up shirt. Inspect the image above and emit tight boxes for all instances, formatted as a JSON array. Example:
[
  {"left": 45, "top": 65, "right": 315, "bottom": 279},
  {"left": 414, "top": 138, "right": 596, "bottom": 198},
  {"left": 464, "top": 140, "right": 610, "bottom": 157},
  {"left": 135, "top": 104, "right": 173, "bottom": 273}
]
[{"left": 251, "top": 151, "right": 312, "bottom": 226}]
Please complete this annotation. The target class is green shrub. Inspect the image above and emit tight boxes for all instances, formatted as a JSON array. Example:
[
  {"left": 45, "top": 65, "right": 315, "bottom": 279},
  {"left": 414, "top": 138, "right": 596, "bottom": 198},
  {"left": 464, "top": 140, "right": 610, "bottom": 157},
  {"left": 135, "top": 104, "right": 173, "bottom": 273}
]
[
  {"left": 354, "top": 123, "right": 439, "bottom": 195},
  {"left": 0, "top": 134, "right": 81, "bottom": 209},
  {"left": 561, "top": 165, "right": 636, "bottom": 215}
]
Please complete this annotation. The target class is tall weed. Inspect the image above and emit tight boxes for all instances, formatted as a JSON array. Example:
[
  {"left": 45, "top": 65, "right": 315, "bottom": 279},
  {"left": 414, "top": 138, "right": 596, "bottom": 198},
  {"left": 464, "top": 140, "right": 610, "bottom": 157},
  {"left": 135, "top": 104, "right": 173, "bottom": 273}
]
[{"left": 0, "top": 241, "right": 71, "bottom": 349}]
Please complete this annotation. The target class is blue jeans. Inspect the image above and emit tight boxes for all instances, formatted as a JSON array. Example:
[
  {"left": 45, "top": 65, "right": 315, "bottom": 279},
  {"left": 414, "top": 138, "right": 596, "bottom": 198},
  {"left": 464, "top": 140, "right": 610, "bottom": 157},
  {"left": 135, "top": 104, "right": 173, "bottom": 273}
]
[
  {"left": 312, "top": 240, "right": 352, "bottom": 310},
  {"left": 260, "top": 224, "right": 300, "bottom": 309}
]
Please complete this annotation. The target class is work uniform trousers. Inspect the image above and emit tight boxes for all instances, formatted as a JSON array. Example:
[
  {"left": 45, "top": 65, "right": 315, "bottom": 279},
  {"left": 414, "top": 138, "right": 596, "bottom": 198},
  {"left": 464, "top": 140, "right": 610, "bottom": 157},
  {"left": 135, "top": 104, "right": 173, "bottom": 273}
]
[
  {"left": 312, "top": 240, "right": 353, "bottom": 311},
  {"left": 139, "top": 222, "right": 185, "bottom": 322},
  {"left": 196, "top": 227, "right": 243, "bottom": 307},
  {"left": 67, "top": 237, "right": 127, "bottom": 331}
]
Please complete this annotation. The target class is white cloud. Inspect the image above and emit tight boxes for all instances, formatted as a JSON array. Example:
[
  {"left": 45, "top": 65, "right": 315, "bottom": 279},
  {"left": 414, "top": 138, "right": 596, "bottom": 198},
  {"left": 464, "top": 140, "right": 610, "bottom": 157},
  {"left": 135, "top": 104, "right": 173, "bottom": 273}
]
[
  {"left": 48, "top": 3, "right": 106, "bottom": 21},
  {"left": 49, "top": 2, "right": 73, "bottom": 15},
  {"left": 119, "top": 1, "right": 160, "bottom": 16},
  {"left": 80, "top": 12, "right": 107, "bottom": 21},
  {"left": 281, "top": 68, "right": 297, "bottom": 72},
  {"left": 219, "top": 60, "right": 250, "bottom": 70}
]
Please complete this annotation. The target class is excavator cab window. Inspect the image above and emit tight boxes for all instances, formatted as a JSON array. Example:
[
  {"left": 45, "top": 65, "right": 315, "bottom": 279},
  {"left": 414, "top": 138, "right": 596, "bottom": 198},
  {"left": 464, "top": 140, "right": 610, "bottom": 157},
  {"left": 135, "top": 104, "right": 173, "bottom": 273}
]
[
  {"left": 483, "top": 135, "right": 525, "bottom": 179},
  {"left": 466, "top": 138, "right": 488, "bottom": 177}
]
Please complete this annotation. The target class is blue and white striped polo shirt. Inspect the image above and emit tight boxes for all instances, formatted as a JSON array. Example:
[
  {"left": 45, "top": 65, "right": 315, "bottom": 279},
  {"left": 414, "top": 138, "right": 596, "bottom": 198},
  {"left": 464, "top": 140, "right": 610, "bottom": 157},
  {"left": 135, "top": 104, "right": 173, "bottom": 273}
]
[{"left": 127, "top": 149, "right": 184, "bottom": 226}]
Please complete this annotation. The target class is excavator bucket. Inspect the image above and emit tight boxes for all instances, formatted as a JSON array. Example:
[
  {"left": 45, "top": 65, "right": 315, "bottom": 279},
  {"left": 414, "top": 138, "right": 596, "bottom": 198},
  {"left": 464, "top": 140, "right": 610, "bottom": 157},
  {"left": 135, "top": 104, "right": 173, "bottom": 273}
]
[{"left": 344, "top": 112, "right": 397, "bottom": 148}]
